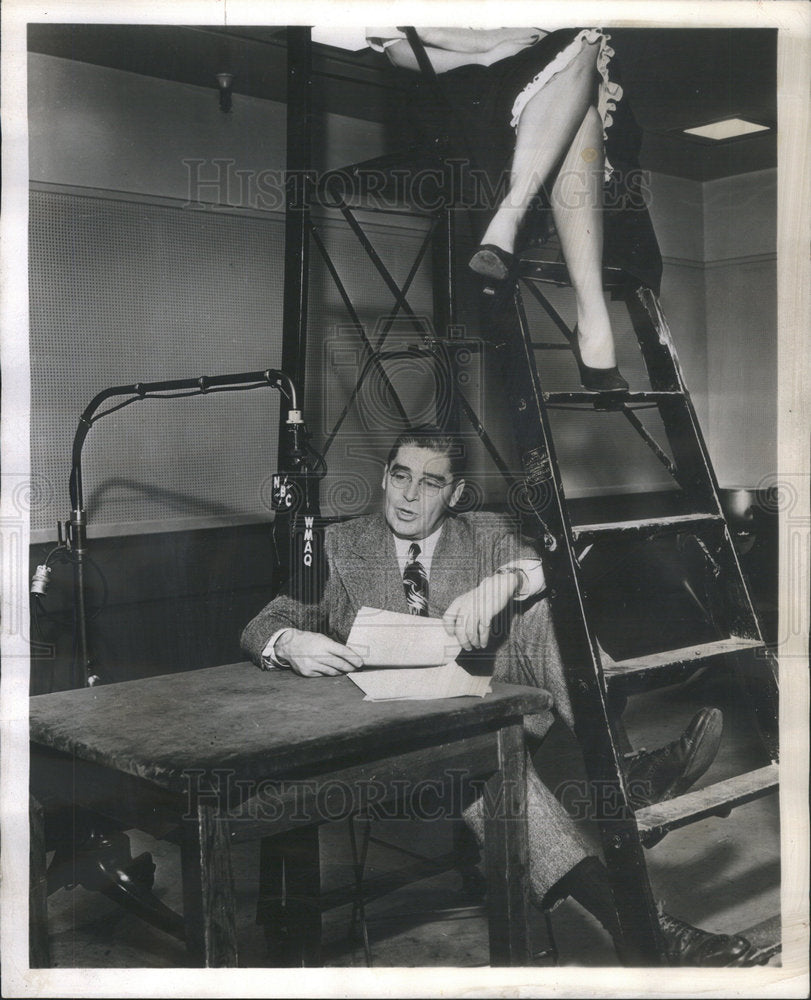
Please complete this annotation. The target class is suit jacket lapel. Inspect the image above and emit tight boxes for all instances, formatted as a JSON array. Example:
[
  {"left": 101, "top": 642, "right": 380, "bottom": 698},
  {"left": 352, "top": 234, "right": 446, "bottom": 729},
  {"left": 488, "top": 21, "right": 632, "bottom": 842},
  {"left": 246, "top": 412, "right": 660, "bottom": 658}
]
[
  {"left": 427, "top": 516, "right": 475, "bottom": 616},
  {"left": 335, "top": 513, "right": 477, "bottom": 619},
  {"left": 337, "top": 512, "right": 410, "bottom": 616}
]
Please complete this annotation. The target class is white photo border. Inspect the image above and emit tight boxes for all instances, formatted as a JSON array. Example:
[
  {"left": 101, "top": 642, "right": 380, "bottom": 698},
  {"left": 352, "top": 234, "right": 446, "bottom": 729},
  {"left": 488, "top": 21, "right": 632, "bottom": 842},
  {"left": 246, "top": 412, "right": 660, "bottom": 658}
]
[{"left": 2, "top": 2, "right": 808, "bottom": 997}]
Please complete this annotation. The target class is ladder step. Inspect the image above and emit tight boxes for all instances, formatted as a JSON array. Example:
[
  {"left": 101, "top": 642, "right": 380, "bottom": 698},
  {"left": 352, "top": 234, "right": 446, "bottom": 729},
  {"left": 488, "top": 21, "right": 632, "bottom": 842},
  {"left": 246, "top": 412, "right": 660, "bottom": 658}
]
[
  {"left": 517, "top": 258, "right": 627, "bottom": 290},
  {"left": 738, "top": 914, "right": 782, "bottom": 964},
  {"left": 498, "top": 261, "right": 780, "bottom": 959},
  {"left": 635, "top": 764, "right": 778, "bottom": 842},
  {"left": 543, "top": 390, "right": 682, "bottom": 404},
  {"left": 572, "top": 512, "right": 723, "bottom": 543},
  {"left": 603, "top": 636, "right": 765, "bottom": 681}
]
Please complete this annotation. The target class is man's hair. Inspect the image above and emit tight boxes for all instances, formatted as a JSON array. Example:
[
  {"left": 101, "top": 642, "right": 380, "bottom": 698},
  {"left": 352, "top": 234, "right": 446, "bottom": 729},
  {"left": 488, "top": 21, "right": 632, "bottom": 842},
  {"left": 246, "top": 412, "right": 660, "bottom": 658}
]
[{"left": 386, "top": 424, "right": 467, "bottom": 480}]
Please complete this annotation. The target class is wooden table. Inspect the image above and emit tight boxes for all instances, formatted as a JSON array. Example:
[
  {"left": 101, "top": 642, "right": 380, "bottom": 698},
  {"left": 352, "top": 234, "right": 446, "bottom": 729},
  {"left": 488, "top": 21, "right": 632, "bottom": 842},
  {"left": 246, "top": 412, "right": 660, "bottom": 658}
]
[{"left": 29, "top": 663, "right": 551, "bottom": 967}]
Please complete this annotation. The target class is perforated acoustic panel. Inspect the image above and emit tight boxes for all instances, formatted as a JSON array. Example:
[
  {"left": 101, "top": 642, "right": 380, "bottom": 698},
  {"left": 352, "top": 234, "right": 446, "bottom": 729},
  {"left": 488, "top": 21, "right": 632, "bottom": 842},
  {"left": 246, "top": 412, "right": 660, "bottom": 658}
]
[
  {"left": 29, "top": 189, "right": 443, "bottom": 535},
  {"left": 29, "top": 190, "right": 286, "bottom": 534}
]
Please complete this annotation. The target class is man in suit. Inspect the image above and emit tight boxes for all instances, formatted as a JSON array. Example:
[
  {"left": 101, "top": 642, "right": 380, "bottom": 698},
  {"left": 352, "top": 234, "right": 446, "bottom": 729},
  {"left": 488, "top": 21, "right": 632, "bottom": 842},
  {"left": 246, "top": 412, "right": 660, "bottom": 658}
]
[{"left": 242, "top": 424, "right": 760, "bottom": 965}]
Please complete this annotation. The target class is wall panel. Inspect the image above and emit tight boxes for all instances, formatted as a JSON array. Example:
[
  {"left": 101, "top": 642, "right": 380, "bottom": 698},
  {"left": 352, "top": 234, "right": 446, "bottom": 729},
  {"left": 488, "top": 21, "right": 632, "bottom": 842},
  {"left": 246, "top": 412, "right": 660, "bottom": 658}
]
[{"left": 29, "top": 187, "right": 286, "bottom": 535}]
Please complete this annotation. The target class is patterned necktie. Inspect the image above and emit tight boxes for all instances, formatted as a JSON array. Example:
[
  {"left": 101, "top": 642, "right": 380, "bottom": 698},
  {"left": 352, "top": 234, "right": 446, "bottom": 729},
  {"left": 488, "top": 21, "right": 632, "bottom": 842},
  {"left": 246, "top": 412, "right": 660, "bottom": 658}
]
[{"left": 403, "top": 542, "right": 429, "bottom": 616}]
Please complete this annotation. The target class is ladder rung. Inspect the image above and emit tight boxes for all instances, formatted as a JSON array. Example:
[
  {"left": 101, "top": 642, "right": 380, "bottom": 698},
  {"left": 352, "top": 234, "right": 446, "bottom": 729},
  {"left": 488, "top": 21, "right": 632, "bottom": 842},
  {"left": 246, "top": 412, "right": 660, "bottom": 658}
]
[
  {"left": 543, "top": 390, "right": 682, "bottom": 404},
  {"left": 603, "top": 637, "right": 765, "bottom": 680},
  {"left": 738, "top": 914, "right": 782, "bottom": 964},
  {"left": 635, "top": 764, "right": 778, "bottom": 840},
  {"left": 517, "top": 259, "right": 627, "bottom": 290},
  {"left": 572, "top": 512, "right": 723, "bottom": 543}
]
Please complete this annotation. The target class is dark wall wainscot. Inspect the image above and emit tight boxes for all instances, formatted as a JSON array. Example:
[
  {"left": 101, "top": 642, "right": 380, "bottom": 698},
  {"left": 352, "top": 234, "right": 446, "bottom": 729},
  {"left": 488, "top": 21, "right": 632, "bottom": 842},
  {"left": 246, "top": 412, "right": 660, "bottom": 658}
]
[
  {"left": 29, "top": 523, "right": 281, "bottom": 695},
  {"left": 28, "top": 493, "right": 777, "bottom": 696}
]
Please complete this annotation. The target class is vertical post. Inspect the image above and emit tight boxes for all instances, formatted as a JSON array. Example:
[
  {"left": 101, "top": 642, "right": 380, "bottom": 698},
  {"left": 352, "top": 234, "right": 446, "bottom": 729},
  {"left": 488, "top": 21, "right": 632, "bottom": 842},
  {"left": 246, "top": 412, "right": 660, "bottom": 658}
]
[
  {"left": 432, "top": 206, "right": 461, "bottom": 431},
  {"left": 431, "top": 206, "right": 455, "bottom": 337},
  {"left": 276, "top": 27, "right": 314, "bottom": 584},
  {"left": 70, "top": 508, "right": 91, "bottom": 688},
  {"left": 257, "top": 827, "right": 323, "bottom": 967},
  {"left": 181, "top": 803, "right": 238, "bottom": 967},
  {"left": 483, "top": 721, "right": 531, "bottom": 965},
  {"left": 280, "top": 825, "right": 323, "bottom": 966},
  {"left": 279, "top": 27, "right": 312, "bottom": 448},
  {"left": 29, "top": 795, "right": 51, "bottom": 968}
]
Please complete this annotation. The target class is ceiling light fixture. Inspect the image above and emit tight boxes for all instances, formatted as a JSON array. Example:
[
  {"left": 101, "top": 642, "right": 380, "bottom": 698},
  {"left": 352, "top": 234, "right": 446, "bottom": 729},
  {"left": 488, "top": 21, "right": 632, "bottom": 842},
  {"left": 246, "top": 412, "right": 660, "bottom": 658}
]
[{"left": 683, "top": 117, "right": 771, "bottom": 141}]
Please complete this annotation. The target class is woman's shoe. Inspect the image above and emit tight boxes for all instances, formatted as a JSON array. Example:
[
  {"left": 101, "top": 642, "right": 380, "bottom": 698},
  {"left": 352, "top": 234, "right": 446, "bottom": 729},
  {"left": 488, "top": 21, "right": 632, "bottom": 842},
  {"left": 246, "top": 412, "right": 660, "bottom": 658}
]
[
  {"left": 572, "top": 327, "right": 629, "bottom": 392},
  {"left": 579, "top": 364, "right": 629, "bottom": 393},
  {"left": 469, "top": 244, "right": 516, "bottom": 282}
]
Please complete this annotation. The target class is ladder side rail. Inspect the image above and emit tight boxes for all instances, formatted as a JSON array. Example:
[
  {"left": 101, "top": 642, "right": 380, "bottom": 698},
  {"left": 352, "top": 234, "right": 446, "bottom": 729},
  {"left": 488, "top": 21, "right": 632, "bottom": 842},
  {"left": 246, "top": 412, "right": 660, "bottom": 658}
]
[
  {"left": 625, "top": 289, "right": 716, "bottom": 505},
  {"left": 697, "top": 528, "right": 779, "bottom": 761},
  {"left": 627, "top": 284, "right": 778, "bottom": 761},
  {"left": 624, "top": 285, "right": 720, "bottom": 511},
  {"left": 482, "top": 284, "right": 665, "bottom": 963},
  {"left": 627, "top": 286, "right": 775, "bottom": 642}
]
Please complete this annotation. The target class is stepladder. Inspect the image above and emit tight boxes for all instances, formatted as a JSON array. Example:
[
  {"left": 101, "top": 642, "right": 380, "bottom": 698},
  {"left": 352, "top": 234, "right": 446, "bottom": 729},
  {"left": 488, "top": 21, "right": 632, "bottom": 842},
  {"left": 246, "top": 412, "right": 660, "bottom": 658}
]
[
  {"left": 474, "top": 253, "right": 780, "bottom": 965},
  {"left": 289, "top": 176, "right": 781, "bottom": 962},
  {"left": 274, "top": 29, "right": 780, "bottom": 960}
]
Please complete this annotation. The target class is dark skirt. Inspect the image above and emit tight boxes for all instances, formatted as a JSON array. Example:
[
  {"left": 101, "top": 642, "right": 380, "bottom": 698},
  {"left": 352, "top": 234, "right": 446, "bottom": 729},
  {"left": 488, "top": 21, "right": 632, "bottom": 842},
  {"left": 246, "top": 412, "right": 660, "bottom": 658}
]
[{"left": 393, "top": 28, "right": 662, "bottom": 294}]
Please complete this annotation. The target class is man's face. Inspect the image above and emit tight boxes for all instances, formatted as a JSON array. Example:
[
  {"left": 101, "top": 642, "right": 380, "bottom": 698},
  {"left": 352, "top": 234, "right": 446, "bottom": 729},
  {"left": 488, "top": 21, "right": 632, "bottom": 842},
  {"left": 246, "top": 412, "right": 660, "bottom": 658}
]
[{"left": 382, "top": 444, "right": 465, "bottom": 540}]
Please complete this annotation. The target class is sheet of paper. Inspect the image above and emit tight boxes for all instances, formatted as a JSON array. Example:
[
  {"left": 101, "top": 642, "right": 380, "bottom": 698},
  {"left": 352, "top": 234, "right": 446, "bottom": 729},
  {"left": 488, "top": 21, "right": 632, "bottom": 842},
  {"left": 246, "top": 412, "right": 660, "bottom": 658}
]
[
  {"left": 348, "top": 661, "right": 492, "bottom": 701},
  {"left": 347, "top": 606, "right": 461, "bottom": 668}
]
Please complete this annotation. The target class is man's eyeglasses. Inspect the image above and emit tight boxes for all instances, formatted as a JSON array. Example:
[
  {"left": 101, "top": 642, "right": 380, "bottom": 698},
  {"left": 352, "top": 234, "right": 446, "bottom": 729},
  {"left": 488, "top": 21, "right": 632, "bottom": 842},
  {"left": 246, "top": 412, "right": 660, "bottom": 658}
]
[{"left": 388, "top": 469, "right": 452, "bottom": 498}]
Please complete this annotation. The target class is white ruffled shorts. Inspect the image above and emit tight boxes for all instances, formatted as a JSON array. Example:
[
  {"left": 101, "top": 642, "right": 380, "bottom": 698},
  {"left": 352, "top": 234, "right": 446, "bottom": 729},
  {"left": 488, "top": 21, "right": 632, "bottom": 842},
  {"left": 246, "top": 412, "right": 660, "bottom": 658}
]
[{"left": 509, "top": 29, "right": 623, "bottom": 180}]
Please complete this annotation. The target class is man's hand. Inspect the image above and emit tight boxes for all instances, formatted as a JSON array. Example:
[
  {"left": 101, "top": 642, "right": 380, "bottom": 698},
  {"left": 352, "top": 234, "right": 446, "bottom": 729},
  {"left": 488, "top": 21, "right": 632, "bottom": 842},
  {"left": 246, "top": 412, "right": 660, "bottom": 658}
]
[
  {"left": 442, "top": 570, "right": 522, "bottom": 650},
  {"left": 275, "top": 629, "right": 364, "bottom": 677}
]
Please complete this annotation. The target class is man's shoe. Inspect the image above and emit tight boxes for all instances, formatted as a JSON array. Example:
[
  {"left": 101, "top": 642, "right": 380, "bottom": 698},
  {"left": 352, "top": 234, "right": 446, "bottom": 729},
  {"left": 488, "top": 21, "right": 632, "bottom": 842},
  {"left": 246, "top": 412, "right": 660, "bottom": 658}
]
[
  {"left": 659, "top": 910, "right": 763, "bottom": 966},
  {"left": 624, "top": 707, "right": 723, "bottom": 810}
]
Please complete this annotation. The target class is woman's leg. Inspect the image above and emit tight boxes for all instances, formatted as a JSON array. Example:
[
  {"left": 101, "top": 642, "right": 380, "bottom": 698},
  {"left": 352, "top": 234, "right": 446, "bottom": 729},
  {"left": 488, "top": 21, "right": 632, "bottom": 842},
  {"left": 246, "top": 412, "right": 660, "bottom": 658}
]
[
  {"left": 476, "top": 39, "right": 617, "bottom": 370},
  {"left": 550, "top": 105, "right": 615, "bottom": 368},
  {"left": 478, "top": 38, "right": 601, "bottom": 254}
]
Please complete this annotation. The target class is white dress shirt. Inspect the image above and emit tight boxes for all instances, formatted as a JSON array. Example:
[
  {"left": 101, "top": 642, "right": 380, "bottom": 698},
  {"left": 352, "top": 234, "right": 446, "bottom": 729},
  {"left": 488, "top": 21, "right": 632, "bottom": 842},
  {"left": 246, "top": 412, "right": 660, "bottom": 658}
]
[{"left": 262, "top": 522, "right": 545, "bottom": 668}]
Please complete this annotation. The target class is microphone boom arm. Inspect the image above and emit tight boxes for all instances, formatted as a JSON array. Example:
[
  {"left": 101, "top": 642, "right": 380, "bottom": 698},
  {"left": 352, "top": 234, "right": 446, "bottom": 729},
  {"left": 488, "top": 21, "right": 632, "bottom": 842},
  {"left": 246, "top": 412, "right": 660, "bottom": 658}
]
[
  {"left": 64, "top": 366, "right": 310, "bottom": 687},
  {"left": 69, "top": 368, "right": 300, "bottom": 511}
]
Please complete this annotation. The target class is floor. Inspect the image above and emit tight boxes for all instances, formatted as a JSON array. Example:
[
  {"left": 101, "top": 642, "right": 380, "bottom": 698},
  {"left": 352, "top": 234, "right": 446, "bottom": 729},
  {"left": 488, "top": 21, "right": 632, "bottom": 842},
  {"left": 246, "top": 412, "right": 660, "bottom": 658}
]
[{"left": 42, "top": 664, "right": 781, "bottom": 970}]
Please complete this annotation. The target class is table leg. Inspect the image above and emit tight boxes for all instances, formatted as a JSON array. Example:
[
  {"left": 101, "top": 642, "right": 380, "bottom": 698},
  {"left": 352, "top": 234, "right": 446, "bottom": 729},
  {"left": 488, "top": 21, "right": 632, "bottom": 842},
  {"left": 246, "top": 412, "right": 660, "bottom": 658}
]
[
  {"left": 181, "top": 803, "right": 238, "bottom": 966},
  {"left": 483, "top": 721, "right": 531, "bottom": 965},
  {"left": 29, "top": 795, "right": 50, "bottom": 968},
  {"left": 257, "top": 826, "right": 322, "bottom": 966}
]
